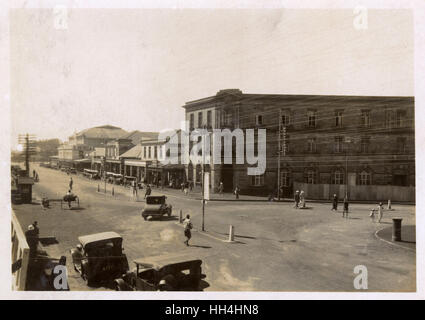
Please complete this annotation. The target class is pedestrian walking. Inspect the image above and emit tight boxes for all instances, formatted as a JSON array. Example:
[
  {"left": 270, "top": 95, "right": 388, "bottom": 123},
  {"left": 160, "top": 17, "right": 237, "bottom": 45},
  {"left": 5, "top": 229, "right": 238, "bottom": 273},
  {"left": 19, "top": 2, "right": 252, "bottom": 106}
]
[
  {"left": 184, "top": 181, "right": 189, "bottom": 195},
  {"left": 300, "top": 190, "right": 306, "bottom": 208},
  {"left": 234, "top": 185, "right": 240, "bottom": 199},
  {"left": 294, "top": 190, "right": 300, "bottom": 208},
  {"left": 279, "top": 186, "right": 284, "bottom": 200},
  {"left": 218, "top": 182, "right": 224, "bottom": 196},
  {"left": 144, "top": 184, "right": 152, "bottom": 199},
  {"left": 132, "top": 180, "right": 138, "bottom": 198},
  {"left": 183, "top": 214, "right": 193, "bottom": 246},
  {"left": 378, "top": 202, "right": 384, "bottom": 223},
  {"left": 189, "top": 181, "right": 193, "bottom": 192},
  {"left": 69, "top": 177, "right": 73, "bottom": 191},
  {"left": 332, "top": 194, "right": 338, "bottom": 211},
  {"left": 342, "top": 196, "right": 349, "bottom": 218}
]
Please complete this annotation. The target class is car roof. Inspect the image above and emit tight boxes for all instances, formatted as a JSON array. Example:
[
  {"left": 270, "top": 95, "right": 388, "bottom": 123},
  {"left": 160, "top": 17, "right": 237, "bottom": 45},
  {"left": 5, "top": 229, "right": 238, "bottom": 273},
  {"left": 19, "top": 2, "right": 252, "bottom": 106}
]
[
  {"left": 78, "top": 231, "right": 122, "bottom": 247},
  {"left": 133, "top": 252, "right": 201, "bottom": 269}
]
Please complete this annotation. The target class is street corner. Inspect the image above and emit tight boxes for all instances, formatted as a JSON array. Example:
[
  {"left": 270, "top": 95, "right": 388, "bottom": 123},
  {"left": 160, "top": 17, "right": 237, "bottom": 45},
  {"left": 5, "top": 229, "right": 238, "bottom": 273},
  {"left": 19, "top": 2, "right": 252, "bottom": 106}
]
[{"left": 375, "top": 224, "right": 416, "bottom": 251}]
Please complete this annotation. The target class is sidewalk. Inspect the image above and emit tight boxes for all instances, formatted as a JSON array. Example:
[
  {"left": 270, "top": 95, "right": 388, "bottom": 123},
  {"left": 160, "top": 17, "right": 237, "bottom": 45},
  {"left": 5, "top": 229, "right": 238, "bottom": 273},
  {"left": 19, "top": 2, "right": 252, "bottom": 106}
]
[{"left": 38, "top": 168, "right": 416, "bottom": 205}]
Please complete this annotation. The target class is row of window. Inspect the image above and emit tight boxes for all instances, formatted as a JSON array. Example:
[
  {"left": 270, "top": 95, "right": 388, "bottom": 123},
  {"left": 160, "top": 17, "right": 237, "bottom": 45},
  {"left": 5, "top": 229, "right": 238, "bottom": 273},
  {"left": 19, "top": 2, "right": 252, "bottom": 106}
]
[
  {"left": 142, "top": 145, "right": 162, "bottom": 160},
  {"left": 254, "top": 109, "right": 407, "bottom": 128},
  {"left": 279, "top": 136, "right": 407, "bottom": 154},
  {"left": 189, "top": 110, "right": 213, "bottom": 129},
  {"left": 250, "top": 171, "right": 372, "bottom": 187}
]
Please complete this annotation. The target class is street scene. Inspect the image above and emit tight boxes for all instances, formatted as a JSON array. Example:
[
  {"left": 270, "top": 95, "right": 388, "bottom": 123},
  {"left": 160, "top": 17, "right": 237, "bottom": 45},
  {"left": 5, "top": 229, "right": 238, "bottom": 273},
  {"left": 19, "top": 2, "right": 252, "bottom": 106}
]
[
  {"left": 8, "top": 7, "right": 416, "bottom": 293},
  {"left": 12, "top": 162, "right": 415, "bottom": 291}
]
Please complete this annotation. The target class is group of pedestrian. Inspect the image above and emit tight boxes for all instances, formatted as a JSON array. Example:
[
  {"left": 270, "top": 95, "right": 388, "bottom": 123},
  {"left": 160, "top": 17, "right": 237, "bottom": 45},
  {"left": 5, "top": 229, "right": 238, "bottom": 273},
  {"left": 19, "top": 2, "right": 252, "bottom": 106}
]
[
  {"left": 369, "top": 202, "right": 384, "bottom": 223},
  {"left": 331, "top": 194, "right": 385, "bottom": 221},
  {"left": 294, "top": 190, "right": 306, "bottom": 209},
  {"left": 331, "top": 194, "right": 349, "bottom": 218}
]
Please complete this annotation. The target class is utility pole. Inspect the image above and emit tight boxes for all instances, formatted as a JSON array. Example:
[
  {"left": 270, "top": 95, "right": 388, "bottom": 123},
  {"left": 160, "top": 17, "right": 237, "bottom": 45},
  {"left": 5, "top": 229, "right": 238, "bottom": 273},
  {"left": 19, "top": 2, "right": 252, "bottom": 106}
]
[
  {"left": 277, "top": 109, "right": 281, "bottom": 200},
  {"left": 18, "top": 133, "right": 36, "bottom": 177},
  {"left": 277, "top": 111, "right": 287, "bottom": 201},
  {"left": 201, "top": 125, "right": 212, "bottom": 232},
  {"left": 201, "top": 127, "right": 206, "bottom": 231}
]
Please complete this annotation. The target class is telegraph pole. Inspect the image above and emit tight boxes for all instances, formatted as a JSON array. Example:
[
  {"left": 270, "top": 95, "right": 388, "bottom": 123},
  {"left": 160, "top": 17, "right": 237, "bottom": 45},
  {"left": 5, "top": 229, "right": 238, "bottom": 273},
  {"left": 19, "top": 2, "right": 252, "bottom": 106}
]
[
  {"left": 277, "top": 109, "right": 281, "bottom": 200},
  {"left": 277, "top": 111, "right": 287, "bottom": 201},
  {"left": 201, "top": 126, "right": 206, "bottom": 231},
  {"left": 18, "top": 133, "right": 36, "bottom": 177}
]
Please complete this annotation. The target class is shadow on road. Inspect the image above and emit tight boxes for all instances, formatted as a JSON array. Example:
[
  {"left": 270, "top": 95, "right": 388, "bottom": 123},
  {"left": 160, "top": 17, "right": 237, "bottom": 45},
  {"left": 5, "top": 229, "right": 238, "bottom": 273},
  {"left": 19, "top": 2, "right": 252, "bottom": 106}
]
[
  {"left": 146, "top": 216, "right": 179, "bottom": 222},
  {"left": 189, "top": 244, "right": 212, "bottom": 249},
  {"left": 69, "top": 207, "right": 86, "bottom": 211}
]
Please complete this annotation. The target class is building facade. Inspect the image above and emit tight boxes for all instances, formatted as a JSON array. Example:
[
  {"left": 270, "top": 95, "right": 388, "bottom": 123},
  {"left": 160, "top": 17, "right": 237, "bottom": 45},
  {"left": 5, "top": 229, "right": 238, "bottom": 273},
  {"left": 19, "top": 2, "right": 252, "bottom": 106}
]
[{"left": 182, "top": 89, "right": 415, "bottom": 199}]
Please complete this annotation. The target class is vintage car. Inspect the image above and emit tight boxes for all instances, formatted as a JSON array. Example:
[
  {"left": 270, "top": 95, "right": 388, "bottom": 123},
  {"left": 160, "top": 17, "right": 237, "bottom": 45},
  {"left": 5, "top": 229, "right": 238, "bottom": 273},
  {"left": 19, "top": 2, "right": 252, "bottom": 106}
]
[
  {"left": 83, "top": 169, "right": 100, "bottom": 179},
  {"left": 114, "top": 253, "right": 204, "bottom": 291},
  {"left": 141, "top": 195, "right": 172, "bottom": 220},
  {"left": 68, "top": 167, "right": 77, "bottom": 174},
  {"left": 70, "top": 231, "right": 129, "bottom": 285}
]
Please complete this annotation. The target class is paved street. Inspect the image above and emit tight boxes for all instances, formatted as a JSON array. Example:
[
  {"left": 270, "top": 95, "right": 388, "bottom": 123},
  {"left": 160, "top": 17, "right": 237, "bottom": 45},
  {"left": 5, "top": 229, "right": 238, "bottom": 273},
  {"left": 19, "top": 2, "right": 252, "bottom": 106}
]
[{"left": 13, "top": 164, "right": 416, "bottom": 291}]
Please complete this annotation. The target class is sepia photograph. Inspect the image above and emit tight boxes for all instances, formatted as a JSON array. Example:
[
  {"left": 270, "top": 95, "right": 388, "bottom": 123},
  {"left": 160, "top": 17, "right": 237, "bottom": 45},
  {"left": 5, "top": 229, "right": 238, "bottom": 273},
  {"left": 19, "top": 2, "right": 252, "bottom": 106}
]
[{"left": 2, "top": 0, "right": 423, "bottom": 299}]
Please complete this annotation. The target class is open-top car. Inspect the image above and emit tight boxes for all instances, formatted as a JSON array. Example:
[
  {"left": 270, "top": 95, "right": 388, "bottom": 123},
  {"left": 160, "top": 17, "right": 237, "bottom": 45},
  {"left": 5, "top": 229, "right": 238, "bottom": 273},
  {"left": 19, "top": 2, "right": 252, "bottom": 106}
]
[
  {"left": 70, "top": 231, "right": 129, "bottom": 285},
  {"left": 141, "top": 195, "right": 172, "bottom": 220},
  {"left": 114, "top": 253, "right": 204, "bottom": 291}
]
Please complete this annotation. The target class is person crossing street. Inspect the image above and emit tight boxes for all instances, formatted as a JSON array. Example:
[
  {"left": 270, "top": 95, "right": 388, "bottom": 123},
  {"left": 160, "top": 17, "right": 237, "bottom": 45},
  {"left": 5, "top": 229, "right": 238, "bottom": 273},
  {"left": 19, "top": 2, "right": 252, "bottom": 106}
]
[
  {"left": 183, "top": 214, "right": 193, "bottom": 246},
  {"left": 294, "top": 190, "right": 300, "bottom": 209},
  {"left": 378, "top": 202, "right": 384, "bottom": 223},
  {"left": 342, "top": 196, "right": 349, "bottom": 218}
]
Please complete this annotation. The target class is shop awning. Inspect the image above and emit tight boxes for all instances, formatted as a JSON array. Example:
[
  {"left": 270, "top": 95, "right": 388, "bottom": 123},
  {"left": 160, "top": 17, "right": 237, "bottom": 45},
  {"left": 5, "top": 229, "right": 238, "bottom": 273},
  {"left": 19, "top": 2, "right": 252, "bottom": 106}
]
[{"left": 74, "top": 158, "right": 91, "bottom": 163}]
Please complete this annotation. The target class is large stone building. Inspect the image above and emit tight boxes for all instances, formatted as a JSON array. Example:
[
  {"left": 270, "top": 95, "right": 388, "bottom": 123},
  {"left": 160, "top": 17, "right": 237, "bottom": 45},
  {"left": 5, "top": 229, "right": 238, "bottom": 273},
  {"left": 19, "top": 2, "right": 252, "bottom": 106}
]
[
  {"left": 182, "top": 89, "right": 415, "bottom": 201},
  {"left": 57, "top": 125, "right": 129, "bottom": 166}
]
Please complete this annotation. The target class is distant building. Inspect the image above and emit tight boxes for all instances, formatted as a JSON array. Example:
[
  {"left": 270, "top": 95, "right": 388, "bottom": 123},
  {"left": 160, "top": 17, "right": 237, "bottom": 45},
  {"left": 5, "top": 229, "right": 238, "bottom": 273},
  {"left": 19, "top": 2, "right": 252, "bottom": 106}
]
[
  {"left": 56, "top": 125, "right": 129, "bottom": 168},
  {"left": 117, "top": 130, "right": 184, "bottom": 187},
  {"left": 182, "top": 89, "right": 415, "bottom": 201}
]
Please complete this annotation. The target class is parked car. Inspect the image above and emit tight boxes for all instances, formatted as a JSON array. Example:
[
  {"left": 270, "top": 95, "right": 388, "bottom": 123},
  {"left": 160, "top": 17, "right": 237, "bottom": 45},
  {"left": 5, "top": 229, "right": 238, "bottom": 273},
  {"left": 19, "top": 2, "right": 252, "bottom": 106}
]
[
  {"left": 70, "top": 231, "right": 129, "bottom": 285},
  {"left": 114, "top": 253, "right": 204, "bottom": 291},
  {"left": 141, "top": 195, "right": 172, "bottom": 220},
  {"left": 83, "top": 169, "right": 100, "bottom": 179}
]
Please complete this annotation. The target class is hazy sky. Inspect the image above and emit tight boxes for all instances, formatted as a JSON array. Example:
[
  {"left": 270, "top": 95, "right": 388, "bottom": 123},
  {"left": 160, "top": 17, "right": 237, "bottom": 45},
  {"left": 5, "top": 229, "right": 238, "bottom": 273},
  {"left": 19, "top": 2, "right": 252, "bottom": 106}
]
[{"left": 10, "top": 8, "right": 413, "bottom": 146}]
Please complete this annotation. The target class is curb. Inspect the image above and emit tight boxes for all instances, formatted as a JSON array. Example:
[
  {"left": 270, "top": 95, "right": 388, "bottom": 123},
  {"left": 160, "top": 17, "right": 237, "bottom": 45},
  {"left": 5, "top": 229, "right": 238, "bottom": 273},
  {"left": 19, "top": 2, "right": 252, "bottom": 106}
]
[{"left": 374, "top": 228, "right": 416, "bottom": 252}]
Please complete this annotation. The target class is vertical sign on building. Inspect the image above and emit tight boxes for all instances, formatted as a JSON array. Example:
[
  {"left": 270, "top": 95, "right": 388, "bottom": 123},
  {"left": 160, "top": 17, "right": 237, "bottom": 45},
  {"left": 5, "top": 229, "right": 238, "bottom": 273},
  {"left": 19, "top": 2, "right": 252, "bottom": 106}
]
[{"left": 204, "top": 172, "right": 210, "bottom": 200}]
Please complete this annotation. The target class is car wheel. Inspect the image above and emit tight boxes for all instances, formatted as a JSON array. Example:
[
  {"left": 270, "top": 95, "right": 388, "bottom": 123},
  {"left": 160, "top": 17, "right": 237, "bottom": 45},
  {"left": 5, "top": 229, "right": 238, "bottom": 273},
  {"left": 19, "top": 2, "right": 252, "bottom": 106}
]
[
  {"left": 84, "top": 274, "right": 93, "bottom": 286},
  {"left": 81, "top": 266, "right": 92, "bottom": 286},
  {"left": 143, "top": 216, "right": 147, "bottom": 221},
  {"left": 115, "top": 283, "right": 122, "bottom": 291}
]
